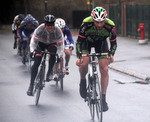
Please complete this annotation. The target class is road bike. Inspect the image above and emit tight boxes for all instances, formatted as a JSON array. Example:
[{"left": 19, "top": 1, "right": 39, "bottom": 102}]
[
  {"left": 32, "top": 50, "right": 57, "bottom": 106},
  {"left": 80, "top": 52, "right": 108, "bottom": 122},
  {"left": 54, "top": 55, "right": 65, "bottom": 91},
  {"left": 26, "top": 46, "right": 32, "bottom": 72}
]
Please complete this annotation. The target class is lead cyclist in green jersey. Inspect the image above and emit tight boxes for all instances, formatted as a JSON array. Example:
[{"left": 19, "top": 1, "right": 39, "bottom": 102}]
[{"left": 76, "top": 7, "right": 117, "bottom": 112}]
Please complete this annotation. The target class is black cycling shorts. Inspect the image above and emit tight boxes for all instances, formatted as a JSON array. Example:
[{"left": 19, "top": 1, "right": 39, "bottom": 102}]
[{"left": 81, "top": 40, "right": 109, "bottom": 59}]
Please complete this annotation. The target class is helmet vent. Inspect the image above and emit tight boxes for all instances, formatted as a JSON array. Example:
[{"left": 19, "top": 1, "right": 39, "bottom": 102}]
[
  {"left": 95, "top": 14, "right": 98, "bottom": 19},
  {"left": 98, "top": 11, "right": 101, "bottom": 16},
  {"left": 101, "top": 14, "right": 104, "bottom": 19}
]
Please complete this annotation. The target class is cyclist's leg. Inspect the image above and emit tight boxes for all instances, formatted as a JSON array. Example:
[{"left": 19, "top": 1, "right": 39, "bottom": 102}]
[
  {"left": 13, "top": 30, "right": 17, "bottom": 49},
  {"left": 46, "top": 44, "right": 57, "bottom": 81},
  {"left": 64, "top": 44, "right": 71, "bottom": 65},
  {"left": 17, "top": 31, "right": 22, "bottom": 55},
  {"left": 21, "top": 40, "right": 28, "bottom": 64},
  {"left": 27, "top": 42, "right": 45, "bottom": 96},
  {"left": 98, "top": 59, "right": 109, "bottom": 112},
  {"left": 21, "top": 31, "right": 29, "bottom": 64},
  {"left": 96, "top": 40, "right": 109, "bottom": 111},
  {"left": 98, "top": 59, "right": 109, "bottom": 95},
  {"left": 27, "top": 54, "right": 42, "bottom": 96},
  {"left": 79, "top": 41, "right": 91, "bottom": 98},
  {"left": 64, "top": 45, "right": 71, "bottom": 74}
]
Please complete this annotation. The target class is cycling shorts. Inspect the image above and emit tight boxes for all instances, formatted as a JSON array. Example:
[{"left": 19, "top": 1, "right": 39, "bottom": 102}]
[
  {"left": 81, "top": 40, "right": 109, "bottom": 59},
  {"left": 22, "top": 31, "right": 33, "bottom": 41},
  {"left": 64, "top": 38, "right": 72, "bottom": 50}
]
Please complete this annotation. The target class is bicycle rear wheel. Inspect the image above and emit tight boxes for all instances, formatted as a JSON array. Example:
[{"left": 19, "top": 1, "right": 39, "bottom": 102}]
[{"left": 59, "top": 57, "right": 64, "bottom": 91}]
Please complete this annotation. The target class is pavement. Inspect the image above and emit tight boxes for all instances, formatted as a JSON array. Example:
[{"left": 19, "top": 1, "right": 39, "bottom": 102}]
[
  {"left": 109, "top": 37, "right": 150, "bottom": 82},
  {"left": 72, "top": 33, "right": 150, "bottom": 83}
]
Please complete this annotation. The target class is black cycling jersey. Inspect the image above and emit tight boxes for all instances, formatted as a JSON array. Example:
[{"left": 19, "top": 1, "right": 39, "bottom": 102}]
[{"left": 76, "top": 16, "right": 117, "bottom": 58}]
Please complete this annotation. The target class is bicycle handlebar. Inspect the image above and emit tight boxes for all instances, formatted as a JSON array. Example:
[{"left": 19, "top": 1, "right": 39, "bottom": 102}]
[
  {"left": 79, "top": 52, "right": 108, "bottom": 64},
  {"left": 81, "top": 52, "right": 108, "bottom": 57},
  {"left": 34, "top": 50, "right": 59, "bottom": 56}
]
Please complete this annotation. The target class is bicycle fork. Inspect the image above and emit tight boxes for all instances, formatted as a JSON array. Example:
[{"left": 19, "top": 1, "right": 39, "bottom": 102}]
[
  {"left": 39, "top": 53, "right": 47, "bottom": 88},
  {"left": 88, "top": 62, "right": 98, "bottom": 102}
]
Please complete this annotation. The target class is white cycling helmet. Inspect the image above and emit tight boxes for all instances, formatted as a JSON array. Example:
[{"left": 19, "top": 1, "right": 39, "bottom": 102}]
[
  {"left": 55, "top": 18, "right": 66, "bottom": 28},
  {"left": 91, "top": 7, "right": 107, "bottom": 22}
]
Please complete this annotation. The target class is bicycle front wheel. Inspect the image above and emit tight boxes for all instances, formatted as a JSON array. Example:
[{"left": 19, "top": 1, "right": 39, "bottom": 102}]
[
  {"left": 95, "top": 74, "right": 103, "bottom": 122},
  {"left": 34, "top": 67, "right": 45, "bottom": 106},
  {"left": 35, "top": 87, "right": 41, "bottom": 106},
  {"left": 89, "top": 101, "right": 95, "bottom": 120}
]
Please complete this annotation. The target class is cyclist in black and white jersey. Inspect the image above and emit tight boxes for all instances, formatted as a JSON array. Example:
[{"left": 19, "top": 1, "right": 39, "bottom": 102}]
[{"left": 27, "top": 14, "right": 64, "bottom": 96}]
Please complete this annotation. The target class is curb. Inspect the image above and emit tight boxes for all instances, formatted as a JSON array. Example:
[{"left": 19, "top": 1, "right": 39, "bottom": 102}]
[
  {"left": 72, "top": 53, "right": 150, "bottom": 83},
  {"left": 109, "top": 64, "right": 149, "bottom": 80},
  {"left": 72, "top": 51, "right": 149, "bottom": 80}
]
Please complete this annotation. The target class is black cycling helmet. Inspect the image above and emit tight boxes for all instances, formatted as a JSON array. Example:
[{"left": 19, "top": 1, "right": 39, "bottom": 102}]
[
  {"left": 44, "top": 14, "right": 55, "bottom": 25},
  {"left": 18, "top": 14, "right": 25, "bottom": 21}
]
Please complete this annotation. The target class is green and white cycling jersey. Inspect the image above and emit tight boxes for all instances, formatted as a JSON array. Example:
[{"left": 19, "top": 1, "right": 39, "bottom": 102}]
[{"left": 76, "top": 16, "right": 117, "bottom": 58}]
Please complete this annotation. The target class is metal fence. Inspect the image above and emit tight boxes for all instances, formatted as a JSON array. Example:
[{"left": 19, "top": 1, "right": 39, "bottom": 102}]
[
  {"left": 109, "top": 5, "right": 150, "bottom": 39},
  {"left": 126, "top": 5, "right": 150, "bottom": 39},
  {"left": 109, "top": 6, "right": 121, "bottom": 35}
]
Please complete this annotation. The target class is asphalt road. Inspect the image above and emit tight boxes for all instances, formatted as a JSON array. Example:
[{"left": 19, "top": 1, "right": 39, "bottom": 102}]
[{"left": 0, "top": 32, "right": 150, "bottom": 122}]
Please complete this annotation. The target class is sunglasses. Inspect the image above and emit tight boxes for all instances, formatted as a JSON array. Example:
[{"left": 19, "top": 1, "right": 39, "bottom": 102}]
[{"left": 45, "top": 22, "right": 54, "bottom": 26}]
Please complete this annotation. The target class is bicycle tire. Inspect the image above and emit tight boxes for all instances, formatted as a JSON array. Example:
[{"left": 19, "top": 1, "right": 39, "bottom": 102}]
[
  {"left": 34, "top": 66, "right": 45, "bottom": 106},
  {"left": 59, "top": 57, "right": 64, "bottom": 91},
  {"left": 35, "top": 87, "right": 41, "bottom": 106},
  {"left": 87, "top": 74, "right": 95, "bottom": 120},
  {"left": 95, "top": 74, "right": 103, "bottom": 122},
  {"left": 34, "top": 73, "right": 41, "bottom": 106}
]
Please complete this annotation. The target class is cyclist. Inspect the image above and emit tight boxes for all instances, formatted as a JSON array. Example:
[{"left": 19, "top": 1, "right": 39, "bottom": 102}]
[
  {"left": 55, "top": 18, "right": 74, "bottom": 75},
  {"left": 18, "top": 14, "right": 39, "bottom": 64},
  {"left": 12, "top": 14, "right": 25, "bottom": 54},
  {"left": 27, "top": 14, "right": 64, "bottom": 96},
  {"left": 76, "top": 7, "right": 117, "bottom": 112}
]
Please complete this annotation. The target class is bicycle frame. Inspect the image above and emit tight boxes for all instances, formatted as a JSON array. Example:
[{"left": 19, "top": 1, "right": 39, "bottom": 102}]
[
  {"left": 33, "top": 50, "right": 54, "bottom": 105},
  {"left": 55, "top": 56, "right": 65, "bottom": 91}
]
